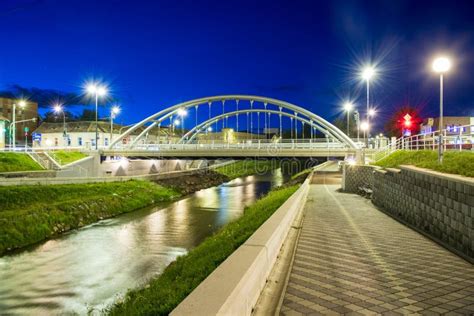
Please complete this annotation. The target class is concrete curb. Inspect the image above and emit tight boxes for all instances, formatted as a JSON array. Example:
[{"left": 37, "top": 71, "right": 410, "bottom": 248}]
[{"left": 171, "top": 174, "right": 312, "bottom": 316}]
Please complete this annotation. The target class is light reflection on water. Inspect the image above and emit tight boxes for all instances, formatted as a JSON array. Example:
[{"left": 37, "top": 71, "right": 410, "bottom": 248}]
[{"left": 0, "top": 169, "right": 290, "bottom": 315}]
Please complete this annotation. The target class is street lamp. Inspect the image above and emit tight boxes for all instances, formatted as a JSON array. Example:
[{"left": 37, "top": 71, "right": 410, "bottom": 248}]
[
  {"left": 362, "top": 66, "right": 376, "bottom": 145},
  {"left": 110, "top": 106, "right": 120, "bottom": 145},
  {"left": 432, "top": 56, "right": 452, "bottom": 163},
  {"left": 86, "top": 83, "right": 107, "bottom": 150},
  {"left": 343, "top": 102, "right": 353, "bottom": 137},
  {"left": 361, "top": 121, "right": 369, "bottom": 147},
  {"left": 10, "top": 100, "right": 27, "bottom": 149},
  {"left": 53, "top": 104, "right": 67, "bottom": 146},
  {"left": 177, "top": 108, "right": 187, "bottom": 137},
  {"left": 368, "top": 108, "right": 376, "bottom": 118}
]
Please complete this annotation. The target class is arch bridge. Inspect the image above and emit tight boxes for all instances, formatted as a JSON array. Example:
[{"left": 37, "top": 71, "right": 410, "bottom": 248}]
[{"left": 103, "top": 95, "right": 361, "bottom": 158}]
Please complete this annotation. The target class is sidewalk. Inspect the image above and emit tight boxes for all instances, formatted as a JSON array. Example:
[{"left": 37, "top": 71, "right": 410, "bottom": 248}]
[{"left": 279, "top": 182, "right": 474, "bottom": 315}]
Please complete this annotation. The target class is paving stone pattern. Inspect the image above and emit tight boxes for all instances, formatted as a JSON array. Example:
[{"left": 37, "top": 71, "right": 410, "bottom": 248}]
[
  {"left": 372, "top": 167, "right": 474, "bottom": 261},
  {"left": 280, "top": 184, "right": 474, "bottom": 316}
]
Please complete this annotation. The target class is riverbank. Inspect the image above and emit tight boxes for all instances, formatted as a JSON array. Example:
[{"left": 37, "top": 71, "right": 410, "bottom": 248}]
[
  {"left": 0, "top": 161, "right": 273, "bottom": 255},
  {"left": 0, "top": 180, "right": 180, "bottom": 255},
  {"left": 214, "top": 159, "right": 277, "bottom": 179},
  {"left": 107, "top": 183, "right": 300, "bottom": 316}
]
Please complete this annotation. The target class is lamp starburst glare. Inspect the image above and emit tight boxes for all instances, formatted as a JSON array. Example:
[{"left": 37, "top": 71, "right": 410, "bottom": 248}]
[{"left": 432, "top": 56, "right": 451, "bottom": 73}]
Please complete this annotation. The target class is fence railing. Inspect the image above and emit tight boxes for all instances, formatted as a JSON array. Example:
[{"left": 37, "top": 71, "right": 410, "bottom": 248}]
[{"left": 370, "top": 124, "right": 474, "bottom": 162}]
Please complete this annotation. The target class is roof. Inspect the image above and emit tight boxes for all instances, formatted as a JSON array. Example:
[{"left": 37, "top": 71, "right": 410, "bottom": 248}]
[
  {"left": 0, "top": 115, "right": 9, "bottom": 121},
  {"left": 33, "top": 121, "right": 172, "bottom": 135}
]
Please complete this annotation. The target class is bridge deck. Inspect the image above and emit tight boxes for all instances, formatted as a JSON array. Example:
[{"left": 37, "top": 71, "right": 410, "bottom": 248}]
[{"left": 280, "top": 182, "right": 474, "bottom": 315}]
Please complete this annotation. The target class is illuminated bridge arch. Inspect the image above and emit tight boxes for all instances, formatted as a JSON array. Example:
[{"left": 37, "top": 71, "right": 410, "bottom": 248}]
[
  {"left": 179, "top": 109, "right": 336, "bottom": 144},
  {"left": 108, "top": 95, "right": 358, "bottom": 149}
]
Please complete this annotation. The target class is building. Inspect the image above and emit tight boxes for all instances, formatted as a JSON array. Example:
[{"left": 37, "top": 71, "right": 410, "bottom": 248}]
[
  {"left": 32, "top": 121, "right": 179, "bottom": 148},
  {"left": 0, "top": 97, "right": 38, "bottom": 145},
  {"left": 196, "top": 128, "right": 267, "bottom": 144},
  {"left": 420, "top": 116, "right": 474, "bottom": 145}
]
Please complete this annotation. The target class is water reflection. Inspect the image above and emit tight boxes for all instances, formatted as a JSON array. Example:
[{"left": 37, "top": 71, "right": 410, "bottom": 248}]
[{"left": 0, "top": 169, "right": 290, "bottom": 315}]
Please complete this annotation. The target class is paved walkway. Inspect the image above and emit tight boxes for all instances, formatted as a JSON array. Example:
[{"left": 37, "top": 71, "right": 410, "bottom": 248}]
[{"left": 280, "top": 181, "right": 474, "bottom": 315}]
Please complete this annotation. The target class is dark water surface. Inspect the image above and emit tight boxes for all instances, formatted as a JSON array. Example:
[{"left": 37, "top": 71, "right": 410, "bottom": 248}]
[{"left": 0, "top": 169, "right": 289, "bottom": 315}]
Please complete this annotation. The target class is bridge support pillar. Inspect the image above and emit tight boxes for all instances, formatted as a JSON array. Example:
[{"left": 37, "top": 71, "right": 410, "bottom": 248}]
[{"left": 355, "top": 149, "right": 364, "bottom": 164}]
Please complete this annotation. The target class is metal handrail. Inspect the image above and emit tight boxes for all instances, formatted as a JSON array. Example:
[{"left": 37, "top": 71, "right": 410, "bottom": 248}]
[{"left": 371, "top": 124, "right": 474, "bottom": 162}]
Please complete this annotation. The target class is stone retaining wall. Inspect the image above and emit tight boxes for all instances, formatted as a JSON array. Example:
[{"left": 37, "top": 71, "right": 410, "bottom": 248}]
[
  {"left": 343, "top": 164, "right": 474, "bottom": 262},
  {"left": 341, "top": 164, "right": 377, "bottom": 193}
]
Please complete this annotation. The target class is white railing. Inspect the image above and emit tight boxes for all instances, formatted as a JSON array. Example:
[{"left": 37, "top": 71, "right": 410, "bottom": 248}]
[
  {"left": 371, "top": 124, "right": 474, "bottom": 162},
  {"left": 127, "top": 139, "right": 350, "bottom": 151}
]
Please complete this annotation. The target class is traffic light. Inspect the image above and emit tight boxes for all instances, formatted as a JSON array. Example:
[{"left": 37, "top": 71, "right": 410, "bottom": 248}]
[{"left": 403, "top": 114, "right": 412, "bottom": 128}]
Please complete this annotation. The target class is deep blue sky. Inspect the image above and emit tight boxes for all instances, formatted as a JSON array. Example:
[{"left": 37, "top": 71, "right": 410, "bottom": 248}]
[{"left": 1, "top": 0, "right": 473, "bottom": 130}]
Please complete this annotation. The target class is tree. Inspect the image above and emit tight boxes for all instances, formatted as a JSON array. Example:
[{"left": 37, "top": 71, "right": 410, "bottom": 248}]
[
  {"left": 79, "top": 109, "right": 96, "bottom": 121},
  {"left": 332, "top": 113, "right": 358, "bottom": 138},
  {"left": 42, "top": 110, "right": 77, "bottom": 123}
]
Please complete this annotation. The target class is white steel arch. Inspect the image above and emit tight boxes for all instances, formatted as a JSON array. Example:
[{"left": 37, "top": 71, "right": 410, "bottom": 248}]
[
  {"left": 179, "top": 109, "right": 336, "bottom": 144},
  {"left": 109, "top": 95, "right": 358, "bottom": 149}
]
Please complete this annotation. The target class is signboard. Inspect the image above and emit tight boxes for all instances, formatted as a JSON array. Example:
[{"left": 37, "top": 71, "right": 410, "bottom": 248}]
[
  {"left": 32, "top": 132, "right": 42, "bottom": 142},
  {"left": 24, "top": 127, "right": 29, "bottom": 132}
]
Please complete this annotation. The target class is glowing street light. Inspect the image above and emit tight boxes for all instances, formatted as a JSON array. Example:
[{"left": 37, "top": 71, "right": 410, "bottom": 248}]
[
  {"left": 53, "top": 104, "right": 68, "bottom": 146},
  {"left": 368, "top": 108, "right": 376, "bottom": 117},
  {"left": 361, "top": 121, "right": 369, "bottom": 147},
  {"left": 177, "top": 108, "right": 187, "bottom": 137},
  {"left": 10, "top": 100, "right": 27, "bottom": 149},
  {"left": 432, "top": 56, "right": 452, "bottom": 163},
  {"left": 361, "top": 66, "right": 376, "bottom": 146},
  {"left": 343, "top": 102, "right": 354, "bottom": 137},
  {"left": 110, "top": 105, "right": 120, "bottom": 144},
  {"left": 86, "top": 82, "right": 108, "bottom": 150}
]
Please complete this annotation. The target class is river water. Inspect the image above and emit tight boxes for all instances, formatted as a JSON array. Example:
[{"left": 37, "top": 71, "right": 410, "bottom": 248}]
[{"left": 0, "top": 169, "right": 289, "bottom": 315}]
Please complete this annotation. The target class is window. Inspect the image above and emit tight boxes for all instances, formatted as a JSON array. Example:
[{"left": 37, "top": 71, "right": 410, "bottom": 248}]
[
  {"left": 104, "top": 138, "right": 109, "bottom": 146},
  {"left": 54, "top": 138, "right": 58, "bottom": 146},
  {"left": 78, "top": 137, "right": 83, "bottom": 146}
]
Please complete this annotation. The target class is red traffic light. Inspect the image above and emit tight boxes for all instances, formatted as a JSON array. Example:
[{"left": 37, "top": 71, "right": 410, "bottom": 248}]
[{"left": 403, "top": 113, "right": 412, "bottom": 128}]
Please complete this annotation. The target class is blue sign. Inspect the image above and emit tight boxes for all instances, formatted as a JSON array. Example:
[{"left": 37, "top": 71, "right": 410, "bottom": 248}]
[{"left": 32, "top": 132, "right": 42, "bottom": 142}]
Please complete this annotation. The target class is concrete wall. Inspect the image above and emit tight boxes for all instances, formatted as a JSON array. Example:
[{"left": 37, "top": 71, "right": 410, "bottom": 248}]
[
  {"left": 171, "top": 174, "right": 312, "bottom": 316},
  {"left": 343, "top": 164, "right": 474, "bottom": 262}
]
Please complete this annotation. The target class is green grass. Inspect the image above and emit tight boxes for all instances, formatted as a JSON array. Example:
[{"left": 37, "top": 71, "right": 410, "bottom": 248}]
[
  {"left": 49, "top": 150, "right": 88, "bottom": 165},
  {"left": 0, "top": 152, "right": 43, "bottom": 173},
  {"left": 373, "top": 150, "right": 474, "bottom": 177},
  {"left": 214, "top": 160, "right": 278, "bottom": 179},
  {"left": 0, "top": 181, "right": 180, "bottom": 254},
  {"left": 107, "top": 184, "right": 300, "bottom": 316}
]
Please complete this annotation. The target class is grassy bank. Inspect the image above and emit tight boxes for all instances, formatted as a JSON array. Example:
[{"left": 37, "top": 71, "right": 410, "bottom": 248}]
[
  {"left": 373, "top": 150, "right": 474, "bottom": 177},
  {"left": 214, "top": 159, "right": 278, "bottom": 179},
  {"left": 0, "top": 181, "right": 180, "bottom": 254},
  {"left": 49, "top": 150, "right": 88, "bottom": 165},
  {"left": 0, "top": 152, "right": 43, "bottom": 173},
  {"left": 107, "top": 184, "right": 300, "bottom": 316}
]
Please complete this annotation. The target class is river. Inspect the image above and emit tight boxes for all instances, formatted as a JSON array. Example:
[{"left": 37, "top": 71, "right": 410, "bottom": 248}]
[{"left": 0, "top": 169, "right": 290, "bottom": 315}]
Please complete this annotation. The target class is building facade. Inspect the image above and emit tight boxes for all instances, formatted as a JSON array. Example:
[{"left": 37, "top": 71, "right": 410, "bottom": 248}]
[
  {"left": 420, "top": 116, "right": 474, "bottom": 145},
  {"left": 32, "top": 121, "right": 178, "bottom": 148},
  {"left": 0, "top": 97, "right": 38, "bottom": 145}
]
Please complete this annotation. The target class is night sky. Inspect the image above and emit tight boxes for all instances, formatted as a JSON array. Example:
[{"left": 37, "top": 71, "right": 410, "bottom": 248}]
[{"left": 1, "top": 0, "right": 474, "bottom": 130}]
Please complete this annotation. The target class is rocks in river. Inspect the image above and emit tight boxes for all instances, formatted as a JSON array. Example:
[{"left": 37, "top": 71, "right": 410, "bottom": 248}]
[{"left": 154, "top": 170, "right": 230, "bottom": 195}]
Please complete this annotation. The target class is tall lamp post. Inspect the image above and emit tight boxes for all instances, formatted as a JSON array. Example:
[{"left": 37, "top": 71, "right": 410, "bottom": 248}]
[
  {"left": 53, "top": 104, "right": 67, "bottom": 146},
  {"left": 362, "top": 66, "right": 376, "bottom": 146},
  {"left": 11, "top": 100, "right": 27, "bottom": 149},
  {"left": 343, "top": 102, "right": 353, "bottom": 137},
  {"left": 177, "top": 108, "right": 188, "bottom": 138},
  {"left": 110, "top": 106, "right": 120, "bottom": 145},
  {"left": 86, "top": 83, "right": 107, "bottom": 150},
  {"left": 432, "top": 56, "right": 451, "bottom": 163}
]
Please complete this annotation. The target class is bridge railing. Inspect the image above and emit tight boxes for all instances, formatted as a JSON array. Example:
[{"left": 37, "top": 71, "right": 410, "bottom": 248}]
[
  {"left": 128, "top": 139, "right": 351, "bottom": 151},
  {"left": 370, "top": 124, "right": 474, "bottom": 162}
]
